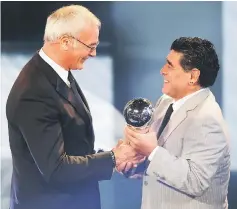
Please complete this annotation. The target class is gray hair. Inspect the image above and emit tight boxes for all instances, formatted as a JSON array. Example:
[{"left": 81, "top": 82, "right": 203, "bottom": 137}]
[{"left": 43, "top": 5, "right": 101, "bottom": 42}]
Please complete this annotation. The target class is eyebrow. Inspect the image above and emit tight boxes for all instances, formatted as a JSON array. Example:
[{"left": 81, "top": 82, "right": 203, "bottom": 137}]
[{"left": 166, "top": 58, "right": 174, "bottom": 67}]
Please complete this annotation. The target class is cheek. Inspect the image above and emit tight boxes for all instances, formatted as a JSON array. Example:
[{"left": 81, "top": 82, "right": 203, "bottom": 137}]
[
  {"left": 172, "top": 73, "right": 187, "bottom": 85},
  {"left": 77, "top": 52, "right": 87, "bottom": 60},
  {"left": 181, "top": 74, "right": 190, "bottom": 85}
]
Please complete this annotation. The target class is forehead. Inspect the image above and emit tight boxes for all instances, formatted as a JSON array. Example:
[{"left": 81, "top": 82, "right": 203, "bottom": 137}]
[
  {"left": 78, "top": 23, "right": 99, "bottom": 43},
  {"left": 167, "top": 50, "right": 183, "bottom": 66}
]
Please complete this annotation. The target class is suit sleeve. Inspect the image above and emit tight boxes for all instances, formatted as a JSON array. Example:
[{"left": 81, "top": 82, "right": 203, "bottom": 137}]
[
  {"left": 14, "top": 95, "right": 114, "bottom": 186},
  {"left": 146, "top": 116, "right": 229, "bottom": 197}
]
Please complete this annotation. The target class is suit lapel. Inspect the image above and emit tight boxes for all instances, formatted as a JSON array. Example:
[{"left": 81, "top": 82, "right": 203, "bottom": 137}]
[
  {"left": 159, "top": 89, "right": 211, "bottom": 146},
  {"left": 34, "top": 53, "right": 92, "bottom": 125},
  {"left": 76, "top": 85, "right": 92, "bottom": 122},
  {"left": 56, "top": 75, "right": 92, "bottom": 125},
  {"left": 159, "top": 106, "right": 187, "bottom": 146},
  {"left": 150, "top": 97, "right": 172, "bottom": 133},
  {"left": 74, "top": 80, "right": 90, "bottom": 111},
  {"left": 69, "top": 73, "right": 92, "bottom": 121}
]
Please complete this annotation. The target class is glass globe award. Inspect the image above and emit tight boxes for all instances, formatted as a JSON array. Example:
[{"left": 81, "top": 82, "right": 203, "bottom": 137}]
[
  {"left": 123, "top": 98, "right": 154, "bottom": 134},
  {"left": 122, "top": 98, "right": 154, "bottom": 177}
]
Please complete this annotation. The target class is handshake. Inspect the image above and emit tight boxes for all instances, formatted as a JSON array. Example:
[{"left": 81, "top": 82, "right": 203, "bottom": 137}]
[{"left": 111, "top": 126, "right": 158, "bottom": 178}]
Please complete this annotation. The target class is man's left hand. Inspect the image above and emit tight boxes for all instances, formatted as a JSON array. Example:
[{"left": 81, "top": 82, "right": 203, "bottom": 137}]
[{"left": 124, "top": 126, "right": 158, "bottom": 157}]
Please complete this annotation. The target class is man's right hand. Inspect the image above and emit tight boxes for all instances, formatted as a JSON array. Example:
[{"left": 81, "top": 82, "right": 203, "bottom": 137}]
[{"left": 112, "top": 141, "right": 145, "bottom": 173}]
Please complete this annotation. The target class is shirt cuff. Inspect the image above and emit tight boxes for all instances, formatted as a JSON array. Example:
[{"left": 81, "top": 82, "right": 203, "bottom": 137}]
[{"left": 148, "top": 146, "right": 159, "bottom": 161}]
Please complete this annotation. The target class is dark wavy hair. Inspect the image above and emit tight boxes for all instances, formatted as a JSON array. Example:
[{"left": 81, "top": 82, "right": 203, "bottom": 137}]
[{"left": 171, "top": 37, "right": 220, "bottom": 87}]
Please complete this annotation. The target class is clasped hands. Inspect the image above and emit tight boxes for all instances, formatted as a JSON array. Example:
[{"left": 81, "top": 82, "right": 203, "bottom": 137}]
[{"left": 112, "top": 126, "right": 158, "bottom": 176}]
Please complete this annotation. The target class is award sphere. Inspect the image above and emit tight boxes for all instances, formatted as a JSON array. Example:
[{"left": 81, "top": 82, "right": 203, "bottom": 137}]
[{"left": 123, "top": 98, "right": 154, "bottom": 132}]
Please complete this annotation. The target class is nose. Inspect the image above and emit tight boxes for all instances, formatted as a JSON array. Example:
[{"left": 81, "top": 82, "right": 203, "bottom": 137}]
[
  {"left": 89, "top": 49, "right": 97, "bottom": 57},
  {"left": 160, "top": 66, "right": 166, "bottom": 75}
]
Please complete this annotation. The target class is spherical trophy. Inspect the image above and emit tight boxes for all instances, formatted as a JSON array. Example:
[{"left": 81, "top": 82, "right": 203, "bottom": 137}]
[
  {"left": 123, "top": 98, "right": 154, "bottom": 133},
  {"left": 122, "top": 98, "right": 154, "bottom": 177},
  {"left": 123, "top": 98, "right": 154, "bottom": 178}
]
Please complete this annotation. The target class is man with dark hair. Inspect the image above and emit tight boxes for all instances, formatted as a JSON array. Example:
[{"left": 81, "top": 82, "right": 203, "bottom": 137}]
[{"left": 124, "top": 37, "right": 230, "bottom": 209}]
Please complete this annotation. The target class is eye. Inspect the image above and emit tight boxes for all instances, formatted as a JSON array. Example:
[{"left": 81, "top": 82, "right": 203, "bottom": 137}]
[{"left": 167, "top": 63, "right": 172, "bottom": 68}]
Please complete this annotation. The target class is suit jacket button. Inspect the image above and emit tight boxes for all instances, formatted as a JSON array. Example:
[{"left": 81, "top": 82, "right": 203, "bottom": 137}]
[{"left": 144, "top": 181, "right": 148, "bottom": 186}]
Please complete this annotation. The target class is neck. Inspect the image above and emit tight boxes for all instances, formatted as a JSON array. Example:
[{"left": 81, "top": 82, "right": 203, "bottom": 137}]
[
  {"left": 173, "top": 86, "right": 202, "bottom": 101},
  {"left": 42, "top": 43, "right": 69, "bottom": 71}
]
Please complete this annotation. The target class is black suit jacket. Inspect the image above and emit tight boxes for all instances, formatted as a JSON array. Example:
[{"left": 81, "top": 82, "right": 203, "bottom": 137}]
[{"left": 6, "top": 53, "right": 114, "bottom": 209}]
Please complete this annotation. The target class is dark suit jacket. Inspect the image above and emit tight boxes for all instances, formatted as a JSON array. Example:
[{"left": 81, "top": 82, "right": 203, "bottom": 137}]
[{"left": 6, "top": 53, "right": 114, "bottom": 209}]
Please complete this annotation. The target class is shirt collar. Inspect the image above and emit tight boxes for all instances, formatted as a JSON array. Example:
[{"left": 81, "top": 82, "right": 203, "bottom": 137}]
[
  {"left": 172, "top": 88, "right": 207, "bottom": 112},
  {"left": 39, "top": 48, "right": 70, "bottom": 86}
]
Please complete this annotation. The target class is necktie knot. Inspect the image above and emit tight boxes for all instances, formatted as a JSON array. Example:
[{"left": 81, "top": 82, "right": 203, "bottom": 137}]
[{"left": 68, "top": 71, "right": 74, "bottom": 84}]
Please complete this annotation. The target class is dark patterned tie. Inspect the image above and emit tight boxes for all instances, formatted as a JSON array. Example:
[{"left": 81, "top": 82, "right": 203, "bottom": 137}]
[
  {"left": 157, "top": 103, "right": 173, "bottom": 138},
  {"left": 68, "top": 71, "right": 89, "bottom": 113},
  {"left": 68, "top": 71, "right": 94, "bottom": 147}
]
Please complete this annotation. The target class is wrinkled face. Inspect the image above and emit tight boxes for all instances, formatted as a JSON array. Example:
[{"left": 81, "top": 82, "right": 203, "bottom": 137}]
[
  {"left": 160, "top": 50, "right": 193, "bottom": 101},
  {"left": 60, "top": 23, "right": 99, "bottom": 70}
]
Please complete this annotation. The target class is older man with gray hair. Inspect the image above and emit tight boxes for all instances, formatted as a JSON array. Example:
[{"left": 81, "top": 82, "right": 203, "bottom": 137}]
[{"left": 6, "top": 5, "right": 142, "bottom": 209}]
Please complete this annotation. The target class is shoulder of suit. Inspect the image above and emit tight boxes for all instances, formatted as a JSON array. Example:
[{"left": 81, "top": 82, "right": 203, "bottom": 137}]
[
  {"left": 154, "top": 94, "right": 173, "bottom": 108},
  {"left": 161, "top": 94, "right": 172, "bottom": 101}
]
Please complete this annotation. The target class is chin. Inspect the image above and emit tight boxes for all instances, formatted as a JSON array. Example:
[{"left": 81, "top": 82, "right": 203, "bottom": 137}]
[
  {"left": 162, "top": 88, "right": 173, "bottom": 98},
  {"left": 72, "top": 66, "right": 83, "bottom": 70},
  {"left": 77, "top": 63, "right": 84, "bottom": 70},
  {"left": 162, "top": 86, "right": 168, "bottom": 94}
]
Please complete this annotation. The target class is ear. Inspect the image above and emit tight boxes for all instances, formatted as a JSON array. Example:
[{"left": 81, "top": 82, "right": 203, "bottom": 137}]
[
  {"left": 59, "top": 36, "right": 71, "bottom": 51},
  {"left": 189, "top": 68, "right": 200, "bottom": 85}
]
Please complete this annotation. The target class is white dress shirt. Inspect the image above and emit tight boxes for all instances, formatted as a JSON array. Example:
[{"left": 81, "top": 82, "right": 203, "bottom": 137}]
[
  {"left": 39, "top": 49, "right": 70, "bottom": 87},
  {"left": 148, "top": 88, "right": 207, "bottom": 161}
]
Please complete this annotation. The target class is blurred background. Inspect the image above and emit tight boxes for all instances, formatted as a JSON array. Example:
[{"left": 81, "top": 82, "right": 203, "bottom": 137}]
[{"left": 1, "top": 1, "right": 237, "bottom": 209}]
